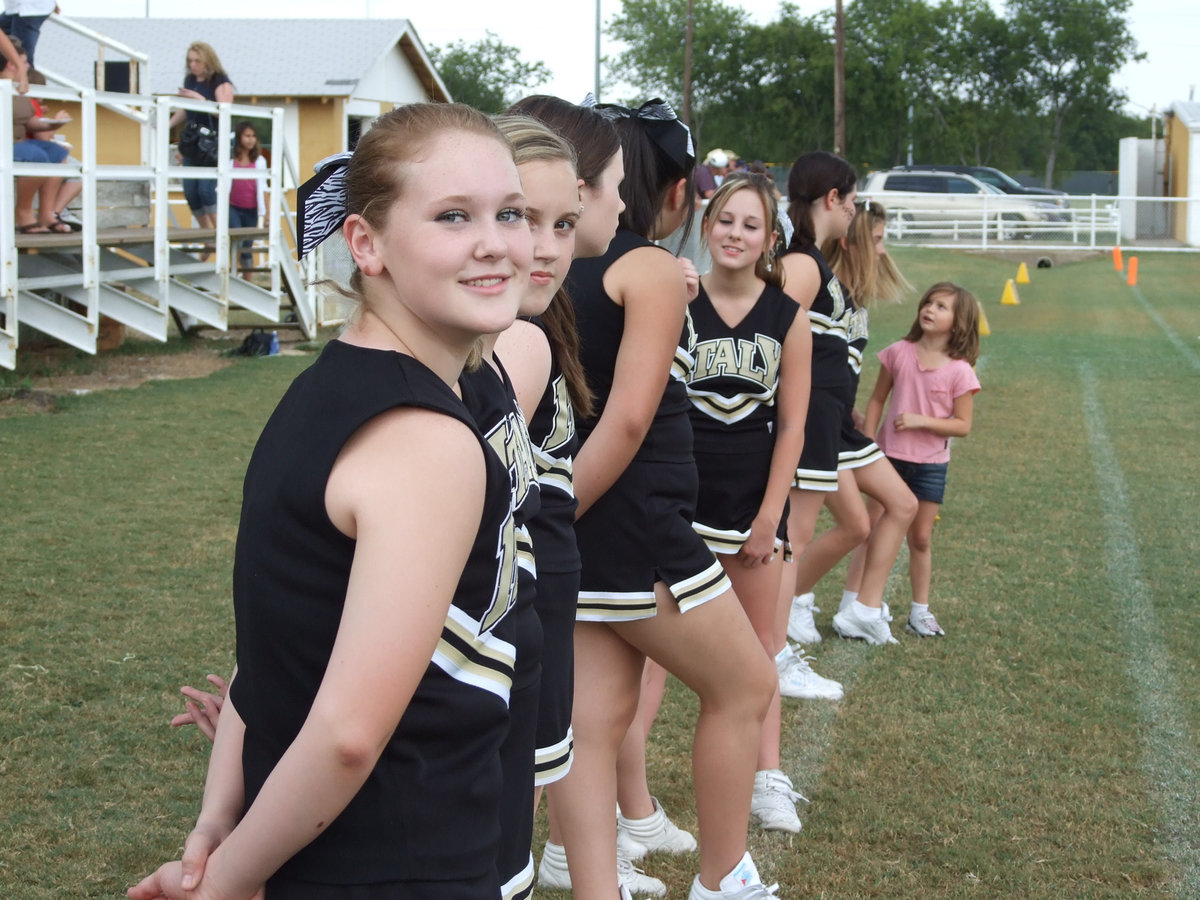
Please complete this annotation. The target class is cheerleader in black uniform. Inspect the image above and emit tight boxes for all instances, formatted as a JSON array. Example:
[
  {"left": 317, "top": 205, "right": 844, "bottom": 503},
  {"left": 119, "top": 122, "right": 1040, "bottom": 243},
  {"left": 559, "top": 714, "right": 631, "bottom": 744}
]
[
  {"left": 129, "top": 104, "right": 532, "bottom": 900},
  {"left": 685, "top": 172, "right": 834, "bottom": 837},
  {"left": 463, "top": 115, "right": 589, "bottom": 900},
  {"left": 786, "top": 201, "right": 917, "bottom": 645},
  {"left": 552, "top": 99, "right": 777, "bottom": 900}
]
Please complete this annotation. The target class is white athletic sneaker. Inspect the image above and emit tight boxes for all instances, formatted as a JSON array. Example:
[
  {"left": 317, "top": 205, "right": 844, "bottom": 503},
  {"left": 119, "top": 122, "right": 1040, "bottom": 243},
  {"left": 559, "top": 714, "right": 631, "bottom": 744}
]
[
  {"left": 832, "top": 602, "right": 899, "bottom": 645},
  {"left": 776, "top": 644, "right": 843, "bottom": 700},
  {"left": 907, "top": 609, "right": 946, "bottom": 637},
  {"left": 537, "top": 840, "right": 667, "bottom": 897},
  {"left": 617, "top": 796, "right": 698, "bottom": 855},
  {"left": 786, "top": 592, "right": 822, "bottom": 644},
  {"left": 617, "top": 854, "right": 668, "bottom": 897},
  {"left": 620, "top": 887, "right": 635, "bottom": 900},
  {"left": 750, "top": 769, "right": 807, "bottom": 833},
  {"left": 687, "top": 851, "right": 779, "bottom": 899}
]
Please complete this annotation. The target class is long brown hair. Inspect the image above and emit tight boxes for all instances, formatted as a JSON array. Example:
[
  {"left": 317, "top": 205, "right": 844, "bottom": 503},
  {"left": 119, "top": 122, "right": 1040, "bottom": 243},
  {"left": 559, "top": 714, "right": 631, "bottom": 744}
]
[
  {"left": 823, "top": 200, "right": 911, "bottom": 308},
  {"left": 702, "top": 173, "right": 784, "bottom": 289},
  {"left": 904, "top": 282, "right": 981, "bottom": 365},
  {"left": 494, "top": 114, "right": 594, "bottom": 417},
  {"left": 785, "top": 150, "right": 856, "bottom": 250}
]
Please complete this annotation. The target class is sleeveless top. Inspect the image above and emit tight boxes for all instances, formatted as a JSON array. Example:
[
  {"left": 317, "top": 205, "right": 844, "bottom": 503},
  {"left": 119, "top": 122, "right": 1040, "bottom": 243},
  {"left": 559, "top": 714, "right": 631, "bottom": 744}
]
[
  {"left": 519, "top": 317, "right": 581, "bottom": 574},
  {"left": 566, "top": 227, "right": 695, "bottom": 463},
  {"left": 686, "top": 281, "right": 799, "bottom": 453},
  {"left": 230, "top": 340, "right": 518, "bottom": 885},
  {"left": 780, "top": 241, "right": 851, "bottom": 393},
  {"left": 844, "top": 301, "right": 870, "bottom": 405},
  {"left": 459, "top": 358, "right": 541, "bottom": 594}
]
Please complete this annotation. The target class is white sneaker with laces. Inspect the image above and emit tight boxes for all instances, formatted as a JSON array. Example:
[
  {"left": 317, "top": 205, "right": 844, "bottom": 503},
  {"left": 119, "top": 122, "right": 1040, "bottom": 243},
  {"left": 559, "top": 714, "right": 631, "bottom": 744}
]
[
  {"left": 786, "top": 592, "right": 822, "bottom": 644},
  {"left": 687, "top": 851, "right": 780, "bottom": 899},
  {"left": 832, "top": 602, "right": 899, "bottom": 645},
  {"left": 907, "top": 609, "right": 946, "bottom": 637},
  {"left": 617, "top": 796, "right": 697, "bottom": 855},
  {"left": 750, "top": 768, "right": 807, "bottom": 833},
  {"left": 776, "top": 645, "right": 843, "bottom": 700},
  {"left": 538, "top": 840, "right": 667, "bottom": 897},
  {"left": 617, "top": 854, "right": 667, "bottom": 897}
]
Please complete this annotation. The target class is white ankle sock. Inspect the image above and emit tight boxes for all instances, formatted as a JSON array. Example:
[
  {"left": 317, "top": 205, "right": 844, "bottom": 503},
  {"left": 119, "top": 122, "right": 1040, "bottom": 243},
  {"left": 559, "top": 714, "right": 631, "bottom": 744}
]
[
  {"left": 853, "top": 598, "right": 880, "bottom": 618},
  {"left": 840, "top": 589, "right": 858, "bottom": 611},
  {"left": 911, "top": 602, "right": 929, "bottom": 617}
]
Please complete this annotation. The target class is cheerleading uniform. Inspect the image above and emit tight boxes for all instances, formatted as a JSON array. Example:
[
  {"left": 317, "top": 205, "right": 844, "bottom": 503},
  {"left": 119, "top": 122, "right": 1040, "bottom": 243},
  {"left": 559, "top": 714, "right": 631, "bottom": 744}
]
[
  {"left": 459, "top": 358, "right": 542, "bottom": 900},
  {"left": 513, "top": 317, "right": 580, "bottom": 786},
  {"left": 780, "top": 241, "right": 851, "bottom": 491},
  {"left": 566, "top": 228, "right": 730, "bottom": 622},
  {"left": 685, "top": 281, "right": 799, "bottom": 554},
  {"left": 837, "top": 301, "right": 885, "bottom": 470},
  {"left": 230, "top": 340, "right": 518, "bottom": 898}
]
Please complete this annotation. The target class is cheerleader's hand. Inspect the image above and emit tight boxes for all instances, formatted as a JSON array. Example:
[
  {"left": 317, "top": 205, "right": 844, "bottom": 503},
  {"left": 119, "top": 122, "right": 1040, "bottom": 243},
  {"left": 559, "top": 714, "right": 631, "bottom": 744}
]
[
  {"left": 677, "top": 256, "right": 700, "bottom": 302},
  {"left": 738, "top": 516, "right": 777, "bottom": 567}
]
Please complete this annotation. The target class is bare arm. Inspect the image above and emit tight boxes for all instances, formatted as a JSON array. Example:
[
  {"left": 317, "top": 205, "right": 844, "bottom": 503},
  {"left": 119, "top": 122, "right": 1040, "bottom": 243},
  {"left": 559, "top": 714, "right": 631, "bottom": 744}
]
[
  {"left": 494, "top": 318, "right": 553, "bottom": 424},
  {"left": 133, "top": 408, "right": 486, "bottom": 900},
  {"left": 740, "top": 317, "right": 811, "bottom": 566},
  {"left": 894, "top": 390, "right": 974, "bottom": 438},
  {"left": 573, "top": 247, "right": 687, "bottom": 518},
  {"left": 214, "top": 82, "right": 234, "bottom": 104},
  {"left": 862, "top": 366, "right": 894, "bottom": 439},
  {"left": 778, "top": 252, "right": 821, "bottom": 311}
]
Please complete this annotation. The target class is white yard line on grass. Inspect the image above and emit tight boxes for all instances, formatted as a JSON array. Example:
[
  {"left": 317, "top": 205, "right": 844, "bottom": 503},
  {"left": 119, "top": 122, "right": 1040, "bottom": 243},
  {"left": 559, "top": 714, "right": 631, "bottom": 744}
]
[
  {"left": 1125, "top": 282, "right": 1200, "bottom": 375},
  {"left": 1079, "top": 361, "right": 1200, "bottom": 896}
]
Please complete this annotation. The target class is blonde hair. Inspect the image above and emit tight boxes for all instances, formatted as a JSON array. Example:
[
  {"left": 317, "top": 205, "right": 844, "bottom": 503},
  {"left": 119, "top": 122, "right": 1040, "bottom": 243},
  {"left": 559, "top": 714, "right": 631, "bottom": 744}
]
[
  {"left": 185, "top": 42, "right": 230, "bottom": 85},
  {"left": 904, "top": 282, "right": 981, "bottom": 365},
  {"left": 333, "top": 104, "right": 513, "bottom": 369},
  {"left": 823, "top": 200, "right": 911, "bottom": 308},
  {"left": 701, "top": 172, "right": 784, "bottom": 289}
]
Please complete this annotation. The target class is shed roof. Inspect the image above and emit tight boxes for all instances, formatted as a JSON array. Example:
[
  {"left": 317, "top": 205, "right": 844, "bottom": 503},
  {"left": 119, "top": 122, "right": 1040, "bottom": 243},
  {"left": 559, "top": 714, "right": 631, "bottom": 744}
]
[
  {"left": 37, "top": 17, "right": 448, "bottom": 99},
  {"left": 1168, "top": 101, "right": 1200, "bottom": 130}
]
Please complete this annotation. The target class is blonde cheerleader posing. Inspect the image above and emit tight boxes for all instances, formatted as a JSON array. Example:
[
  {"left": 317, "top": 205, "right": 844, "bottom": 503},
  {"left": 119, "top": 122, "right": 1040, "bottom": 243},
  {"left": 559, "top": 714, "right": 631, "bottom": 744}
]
[{"left": 863, "top": 282, "right": 981, "bottom": 637}]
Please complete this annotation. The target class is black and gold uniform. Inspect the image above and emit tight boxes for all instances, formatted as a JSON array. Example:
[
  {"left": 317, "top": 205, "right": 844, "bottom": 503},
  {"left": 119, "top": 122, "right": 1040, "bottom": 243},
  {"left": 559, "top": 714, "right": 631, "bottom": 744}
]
[
  {"left": 516, "top": 317, "right": 579, "bottom": 786},
  {"left": 230, "top": 340, "right": 518, "bottom": 898},
  {"left": 567, "top": 228, "right": 730, "bottom": 622},
  {"left": 837, "top": 301, "right": 884, "bottom": 470},
  {"left": 780, "top": 241, "right": 851, "bottom": 492},
  {"left": 459, "top": 358, "right": 542, "bottom": 900},
  {"left": 686, "top": 281, "right": 799, "bottom": 554}
]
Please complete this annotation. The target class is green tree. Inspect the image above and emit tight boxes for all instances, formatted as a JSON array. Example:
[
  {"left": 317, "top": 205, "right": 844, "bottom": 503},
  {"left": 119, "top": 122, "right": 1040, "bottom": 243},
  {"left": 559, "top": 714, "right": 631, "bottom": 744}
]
[
  {"left": 606, "top": 0, "right": 751, "bottom": 148},
  {"left": 429, "top": 32, "right": 552, "bottom": 114},
  {"left": 1008, "top": 0, "right": 1142, "bottom": 185}
]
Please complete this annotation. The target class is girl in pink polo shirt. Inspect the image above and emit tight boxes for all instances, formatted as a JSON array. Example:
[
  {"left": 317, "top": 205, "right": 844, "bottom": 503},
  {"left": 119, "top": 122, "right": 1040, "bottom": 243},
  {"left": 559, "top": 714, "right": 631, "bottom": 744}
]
[{"left": 863, "top": 282, "right": 981, "bottom": 637}]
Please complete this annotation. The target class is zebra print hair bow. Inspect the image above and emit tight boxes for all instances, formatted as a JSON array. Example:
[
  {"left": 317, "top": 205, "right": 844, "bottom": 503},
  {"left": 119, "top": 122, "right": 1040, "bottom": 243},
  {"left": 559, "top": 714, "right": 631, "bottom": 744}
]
[
  {"left": 581, "top": 96, "right": 695, "bottom": 171},
  {"left": 297, "top": 151, "right": 354, "bottom": 259}
]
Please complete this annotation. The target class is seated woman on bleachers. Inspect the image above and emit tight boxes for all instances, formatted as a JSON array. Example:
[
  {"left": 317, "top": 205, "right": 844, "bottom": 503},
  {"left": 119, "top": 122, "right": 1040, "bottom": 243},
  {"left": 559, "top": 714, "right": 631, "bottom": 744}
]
[{"left": 2, "top": 36, "right": 73, "bottom": 233}]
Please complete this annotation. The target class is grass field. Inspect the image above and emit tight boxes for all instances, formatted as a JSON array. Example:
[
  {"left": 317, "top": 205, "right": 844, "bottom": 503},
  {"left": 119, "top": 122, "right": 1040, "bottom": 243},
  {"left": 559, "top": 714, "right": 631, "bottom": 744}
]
[{"left": 2, "top": 248, "right": 1198, "bottom": 898}]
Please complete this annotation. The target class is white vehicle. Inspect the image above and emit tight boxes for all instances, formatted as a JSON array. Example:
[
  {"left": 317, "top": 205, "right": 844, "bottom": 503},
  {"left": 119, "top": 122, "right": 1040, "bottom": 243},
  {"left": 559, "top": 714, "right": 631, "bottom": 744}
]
[{"left": 860, "top": 168, "right": 1069, "bottom": 238}]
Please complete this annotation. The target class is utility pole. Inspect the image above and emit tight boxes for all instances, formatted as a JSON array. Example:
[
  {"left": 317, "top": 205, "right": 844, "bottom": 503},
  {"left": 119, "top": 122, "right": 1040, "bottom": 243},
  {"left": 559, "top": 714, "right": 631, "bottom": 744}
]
[
  {"left": 682, "top": 0, "right": 694, "bottom": 128},
  {"left": 834, "top": 0, "right": 845, "bottom": 157},
  {"left": 594, "top": 0, "right": 602, "bottom": 101}
]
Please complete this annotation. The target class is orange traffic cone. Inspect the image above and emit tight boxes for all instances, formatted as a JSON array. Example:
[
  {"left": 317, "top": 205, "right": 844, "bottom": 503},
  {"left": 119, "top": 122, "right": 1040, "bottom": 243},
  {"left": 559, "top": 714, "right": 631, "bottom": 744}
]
[
  {"left": 1127, "top": 256, "right": 1138, "bottom": 286},
  {"left": 1113, "top": 246, "right": 1123, "bottom": 271}
]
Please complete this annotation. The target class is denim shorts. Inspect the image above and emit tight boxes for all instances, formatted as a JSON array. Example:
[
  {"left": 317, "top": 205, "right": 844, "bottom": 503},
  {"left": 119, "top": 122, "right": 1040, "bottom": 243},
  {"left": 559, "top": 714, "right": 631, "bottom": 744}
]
[
  {"left": 14, "top": 138, "right": 69, "bottom": 164},
  {"left": 887, "top": 457, "right": 948, "bottom": 504}
]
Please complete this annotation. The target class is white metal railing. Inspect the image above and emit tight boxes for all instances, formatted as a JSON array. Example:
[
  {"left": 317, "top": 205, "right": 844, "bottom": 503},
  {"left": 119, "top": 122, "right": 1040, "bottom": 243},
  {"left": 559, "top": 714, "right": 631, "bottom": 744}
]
[
  {"left": 857, "top": 193, "right": 1198, "bottom": 252},
  {"left": 1, "top": 81, "right": 310, "bottom": 370}
]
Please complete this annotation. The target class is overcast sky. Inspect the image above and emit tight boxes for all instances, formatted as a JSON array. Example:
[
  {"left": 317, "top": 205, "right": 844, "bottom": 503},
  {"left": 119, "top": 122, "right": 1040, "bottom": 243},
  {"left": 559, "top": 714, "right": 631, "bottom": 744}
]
[{"left": 58, "top": 0, "right": 1194, "bottom": 120}]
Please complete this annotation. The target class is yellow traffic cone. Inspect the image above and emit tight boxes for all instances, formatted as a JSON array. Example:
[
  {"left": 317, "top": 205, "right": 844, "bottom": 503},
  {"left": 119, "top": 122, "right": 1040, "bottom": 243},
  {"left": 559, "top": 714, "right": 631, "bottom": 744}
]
[
  {"left": 977, "top": 299, "right": 991, "bottom": 335},
  {"left": 1016, "top": 261, "right": 1031, "bottom": 284},
  {"left": 1001, "top": 279, "right": 1020, "bottom": 305}
]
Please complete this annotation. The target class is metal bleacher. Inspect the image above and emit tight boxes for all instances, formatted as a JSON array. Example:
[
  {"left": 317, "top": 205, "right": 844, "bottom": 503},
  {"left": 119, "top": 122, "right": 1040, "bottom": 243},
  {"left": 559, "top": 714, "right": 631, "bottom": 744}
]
[{"left": 0, "top": 17, "right": 318, "bottom": 370}]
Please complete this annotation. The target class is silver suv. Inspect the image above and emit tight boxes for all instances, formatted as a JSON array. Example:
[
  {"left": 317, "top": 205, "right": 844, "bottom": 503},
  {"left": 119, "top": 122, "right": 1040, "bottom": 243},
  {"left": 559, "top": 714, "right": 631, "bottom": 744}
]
[{"left": 860, "top": 169, "right": 1068, "bottom": 238}]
